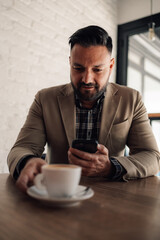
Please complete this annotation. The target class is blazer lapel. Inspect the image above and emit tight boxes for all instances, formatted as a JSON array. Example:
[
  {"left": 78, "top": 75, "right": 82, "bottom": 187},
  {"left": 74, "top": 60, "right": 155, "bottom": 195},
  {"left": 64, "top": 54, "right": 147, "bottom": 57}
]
[
  {"left": 57, "top": 83, "right": 121, "bottom": 147},
  {"left": 99, "top": 83, "right": 121, "bottom": 145},
  {"left": 57, "top": 84, "right": 76, "bottom": 147}
]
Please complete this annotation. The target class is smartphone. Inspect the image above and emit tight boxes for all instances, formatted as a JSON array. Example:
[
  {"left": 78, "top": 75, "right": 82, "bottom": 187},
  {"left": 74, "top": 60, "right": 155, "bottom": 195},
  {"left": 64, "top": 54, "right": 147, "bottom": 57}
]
[{"left": 72, "top": 139, "right": 98, "bottom": 153}]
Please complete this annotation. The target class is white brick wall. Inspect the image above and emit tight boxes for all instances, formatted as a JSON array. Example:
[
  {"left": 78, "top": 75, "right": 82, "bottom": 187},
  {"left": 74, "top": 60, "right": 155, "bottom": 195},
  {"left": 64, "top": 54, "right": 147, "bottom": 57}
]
[{"left": 0, "top": 0, "right": 118, "bottom": 173}]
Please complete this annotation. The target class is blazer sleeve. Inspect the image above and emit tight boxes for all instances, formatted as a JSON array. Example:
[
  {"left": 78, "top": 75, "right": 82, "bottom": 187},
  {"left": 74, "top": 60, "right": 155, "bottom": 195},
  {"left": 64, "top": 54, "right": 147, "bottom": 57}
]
[
  {"left": 113, "top": 91, "right": 160, "bottom": 181},
  {"left": 7, "top": 91, "right": 46, "bottom": 177}
]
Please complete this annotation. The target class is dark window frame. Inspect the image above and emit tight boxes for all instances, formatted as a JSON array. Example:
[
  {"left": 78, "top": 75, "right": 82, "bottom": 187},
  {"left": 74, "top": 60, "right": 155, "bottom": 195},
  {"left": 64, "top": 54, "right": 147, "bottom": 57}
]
[{"left": 116, "top": 13, "right": 160, "bottom": 86}]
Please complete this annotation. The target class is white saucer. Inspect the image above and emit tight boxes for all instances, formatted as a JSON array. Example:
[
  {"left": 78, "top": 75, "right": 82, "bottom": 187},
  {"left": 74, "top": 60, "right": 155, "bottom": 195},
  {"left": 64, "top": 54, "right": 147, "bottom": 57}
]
[{"left": 27, "top": 185, "right": 94, "bottom": 207}]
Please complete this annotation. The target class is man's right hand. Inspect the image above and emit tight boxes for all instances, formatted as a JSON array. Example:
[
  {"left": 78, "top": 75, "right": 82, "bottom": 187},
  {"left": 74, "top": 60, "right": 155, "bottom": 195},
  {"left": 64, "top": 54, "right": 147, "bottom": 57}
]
[{"left": 16, "top": 157, "right": 47, "bottom": 193}]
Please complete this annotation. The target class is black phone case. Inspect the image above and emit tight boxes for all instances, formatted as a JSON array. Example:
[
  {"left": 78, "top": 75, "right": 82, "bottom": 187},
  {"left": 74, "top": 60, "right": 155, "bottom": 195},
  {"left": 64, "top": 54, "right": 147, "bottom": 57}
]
[{"left": 72, "top": 140, "right": 98, "bottom": 153}]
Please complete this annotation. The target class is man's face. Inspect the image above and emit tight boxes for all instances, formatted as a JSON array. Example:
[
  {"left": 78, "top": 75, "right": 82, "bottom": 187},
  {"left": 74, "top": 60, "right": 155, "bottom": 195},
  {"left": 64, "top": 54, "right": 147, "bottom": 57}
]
[{"left": 69, "top": 44, "right": 114, "bottom": 103}]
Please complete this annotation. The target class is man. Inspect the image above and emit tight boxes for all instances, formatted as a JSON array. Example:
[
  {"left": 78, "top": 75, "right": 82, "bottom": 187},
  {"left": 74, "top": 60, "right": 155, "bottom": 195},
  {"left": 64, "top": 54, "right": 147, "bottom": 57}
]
[{"left": 7, "top": 25, "right": 160, "bottom": 192}]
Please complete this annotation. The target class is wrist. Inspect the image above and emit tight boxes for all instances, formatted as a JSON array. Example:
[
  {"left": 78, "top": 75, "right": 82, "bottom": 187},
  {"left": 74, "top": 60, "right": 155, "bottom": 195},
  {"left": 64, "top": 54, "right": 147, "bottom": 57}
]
[
  {"left": 100, "top": 159, "right": 116, "bottom": 178},
  {"left": 25, "top": 157, "right": 43, "bottom": 168}
]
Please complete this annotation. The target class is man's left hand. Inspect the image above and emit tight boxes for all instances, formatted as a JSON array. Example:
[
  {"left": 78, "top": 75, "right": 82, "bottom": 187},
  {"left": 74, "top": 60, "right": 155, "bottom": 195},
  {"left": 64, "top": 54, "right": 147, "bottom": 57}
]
[{"left": 68, "top": 144, "right": 113, "bottom": 177}]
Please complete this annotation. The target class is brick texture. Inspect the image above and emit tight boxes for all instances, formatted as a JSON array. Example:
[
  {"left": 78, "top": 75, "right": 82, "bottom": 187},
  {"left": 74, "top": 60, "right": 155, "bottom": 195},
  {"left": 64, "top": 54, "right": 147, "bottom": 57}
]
[{"left": 0, "top": 0, "right": 117, "bottom": 173}]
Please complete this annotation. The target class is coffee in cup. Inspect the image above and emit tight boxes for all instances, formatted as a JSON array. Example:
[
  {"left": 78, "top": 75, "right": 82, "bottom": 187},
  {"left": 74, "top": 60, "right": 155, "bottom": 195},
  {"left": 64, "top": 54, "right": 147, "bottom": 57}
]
[{"left": 34, "top": 164, "right": 82, "bottom": 198}]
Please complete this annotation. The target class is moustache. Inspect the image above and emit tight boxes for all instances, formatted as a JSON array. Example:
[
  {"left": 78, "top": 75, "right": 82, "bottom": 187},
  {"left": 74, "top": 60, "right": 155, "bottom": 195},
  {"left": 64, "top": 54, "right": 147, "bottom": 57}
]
[{"left": 79, "top": 82, "right": 97, "bottom": 87}]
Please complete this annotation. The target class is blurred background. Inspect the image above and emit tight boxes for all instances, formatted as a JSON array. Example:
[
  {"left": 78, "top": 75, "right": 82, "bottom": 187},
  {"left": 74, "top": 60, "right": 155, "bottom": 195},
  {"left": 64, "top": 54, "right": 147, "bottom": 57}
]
[{"left": 0, "top": 0, "right": 160, "bottom": 173}]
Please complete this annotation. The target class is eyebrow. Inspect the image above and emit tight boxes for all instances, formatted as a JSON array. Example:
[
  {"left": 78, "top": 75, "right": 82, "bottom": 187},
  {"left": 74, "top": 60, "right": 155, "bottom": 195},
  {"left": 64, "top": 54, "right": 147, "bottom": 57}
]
[
  {"left": 94, "top": 64, "right": 106, "bottom": 68},
  {"left": 72, "top": 63, "right": 83, "bottom": 67},
  {"left": 72, "top": 63, "right": 106, "bottom": 67}
]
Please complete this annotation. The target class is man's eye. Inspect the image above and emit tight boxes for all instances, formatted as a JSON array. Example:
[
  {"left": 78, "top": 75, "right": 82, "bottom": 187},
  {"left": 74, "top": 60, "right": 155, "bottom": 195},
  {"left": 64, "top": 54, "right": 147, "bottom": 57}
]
[
  {"left": 93, "top": 68, "right": 102, "bottom": 72},
  {"left": 73, "top": 67, "right": 84, "bottom": 72}
]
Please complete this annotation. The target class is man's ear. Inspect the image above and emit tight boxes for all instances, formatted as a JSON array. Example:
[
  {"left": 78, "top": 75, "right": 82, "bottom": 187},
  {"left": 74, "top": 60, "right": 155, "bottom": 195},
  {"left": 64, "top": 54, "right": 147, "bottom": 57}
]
[
  {"left": 69, "top": 56, "right": 71, "bottom": 65},
  {"left": 110, "top": 58, "right": 114, "bottom": 70}
]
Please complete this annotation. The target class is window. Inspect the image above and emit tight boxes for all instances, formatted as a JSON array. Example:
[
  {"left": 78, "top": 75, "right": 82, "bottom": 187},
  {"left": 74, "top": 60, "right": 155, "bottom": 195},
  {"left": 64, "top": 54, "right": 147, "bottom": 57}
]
[
  {"left": 127, "top": 31, "right": 160, "bottom": 151},
  {"left": 127, "top": 32, "right": 160, "bottom": 113},
  {"left": 117, "top": 14, "right": 160, "bottom": 174}
]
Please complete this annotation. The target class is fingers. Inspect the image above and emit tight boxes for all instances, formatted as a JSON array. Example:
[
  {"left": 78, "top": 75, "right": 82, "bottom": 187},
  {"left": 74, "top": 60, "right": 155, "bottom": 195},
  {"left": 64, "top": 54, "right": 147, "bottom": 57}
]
[
  {"left": 69, "top": 147, "right": 93, "bottom": 161},
  {"left": 16, "top": 173, "right": 29, "bottom": 193},
  {"left": 68, "top": 149, "right": 93, "bottom": 168},
  {"left": 68, "top": 145, "right": 110, "bottom": 177},
  {"left": 68, "top": 148, "right": 100, "bottom": 177},
  {"left": 68, "top": 145, "right": 109, "bottom": 163},
  {"left": 16, "top": 158, "right": 46, "bottom": 193},
  {"left": 97, "top": 144, "right": 109, "bottom": 155}
]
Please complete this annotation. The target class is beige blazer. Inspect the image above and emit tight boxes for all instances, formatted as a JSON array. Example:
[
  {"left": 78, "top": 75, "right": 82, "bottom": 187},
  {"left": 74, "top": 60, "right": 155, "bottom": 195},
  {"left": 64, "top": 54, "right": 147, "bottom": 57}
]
[{"left": 7, "top": 83, "right": 160, "bottom": 180}]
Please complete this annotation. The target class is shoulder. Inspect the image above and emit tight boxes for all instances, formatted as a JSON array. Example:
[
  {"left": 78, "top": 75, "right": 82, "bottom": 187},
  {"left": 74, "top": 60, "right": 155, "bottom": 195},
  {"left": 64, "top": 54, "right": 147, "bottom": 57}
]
[
  {"left": 108, "top": 83, "right": 141, "bottom": 101},
  {"left": 108, "top": 83, "right": 139, "bottom": 95},
  {"left": 107, "top": 83, "right": 144, "bottom": 114},
  {"left": 35, "top": 83, "right": 73, "bottom": 100}
]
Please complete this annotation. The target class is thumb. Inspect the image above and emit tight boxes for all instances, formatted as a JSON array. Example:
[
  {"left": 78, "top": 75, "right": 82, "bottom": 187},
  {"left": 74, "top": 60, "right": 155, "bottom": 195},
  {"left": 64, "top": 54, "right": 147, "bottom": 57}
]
[{"left": 97, "top": 144, "right": 109, "bottom": 155}]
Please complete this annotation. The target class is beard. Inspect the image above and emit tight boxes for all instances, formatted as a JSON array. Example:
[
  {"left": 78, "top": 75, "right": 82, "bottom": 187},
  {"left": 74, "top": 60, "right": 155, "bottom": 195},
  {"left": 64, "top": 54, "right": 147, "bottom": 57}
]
[{"left": 71, "top": 79, "right": 108, "bottom": 102}]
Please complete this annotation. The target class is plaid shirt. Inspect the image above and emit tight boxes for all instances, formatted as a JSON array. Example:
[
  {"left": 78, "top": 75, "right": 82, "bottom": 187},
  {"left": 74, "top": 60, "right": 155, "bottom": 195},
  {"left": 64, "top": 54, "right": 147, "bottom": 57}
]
[
  {"left": 75, "top": 93, "right": 125, "bottom": 180},
  {"left": 75, "top": 94, "right": 104, "bottom": 140}
]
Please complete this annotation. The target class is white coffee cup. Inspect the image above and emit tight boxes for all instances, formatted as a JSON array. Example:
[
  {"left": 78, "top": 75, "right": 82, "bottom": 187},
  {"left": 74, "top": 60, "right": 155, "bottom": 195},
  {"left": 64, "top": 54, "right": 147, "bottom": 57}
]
[{"left": 34, "top": 164, "right": 82, "bottom": 198}]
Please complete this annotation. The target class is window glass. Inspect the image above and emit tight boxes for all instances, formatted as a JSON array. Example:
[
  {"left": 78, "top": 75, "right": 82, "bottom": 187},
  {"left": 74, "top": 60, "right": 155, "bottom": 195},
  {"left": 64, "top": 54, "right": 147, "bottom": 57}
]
[
  {"left": 144, "top": 59, "right": 160, "bottom": 78},
  {"left": 144, "top": 75, "right": 160, "bottom": 113},
  {"left": 151, "top": 120, "right": 160, "bottom": 151},
  {"left": 128, "top": 51, "right": 141, "bottom": 65},
  {"left": 127, "top": 66, "right": 142, "bottom": 93}
]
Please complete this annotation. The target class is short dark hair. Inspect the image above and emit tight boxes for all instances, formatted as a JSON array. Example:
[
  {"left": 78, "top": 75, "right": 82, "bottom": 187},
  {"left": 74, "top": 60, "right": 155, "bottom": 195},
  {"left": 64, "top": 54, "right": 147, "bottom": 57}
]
[{"left": 69, "top": 25, "right": 113, "bottom": 53}]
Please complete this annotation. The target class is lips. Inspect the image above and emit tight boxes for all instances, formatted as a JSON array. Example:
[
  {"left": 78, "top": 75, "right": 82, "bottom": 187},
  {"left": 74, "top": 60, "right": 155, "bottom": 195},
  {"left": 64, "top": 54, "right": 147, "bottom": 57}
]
[
  {"left": 81, "top": 86, "right": 95, "bottom": 92},
  {"left": 80, "top": 83, "right": 95, "bottom": 89},
  {"left": 82, "top": 86, "right": 94, "bottom": 88}
]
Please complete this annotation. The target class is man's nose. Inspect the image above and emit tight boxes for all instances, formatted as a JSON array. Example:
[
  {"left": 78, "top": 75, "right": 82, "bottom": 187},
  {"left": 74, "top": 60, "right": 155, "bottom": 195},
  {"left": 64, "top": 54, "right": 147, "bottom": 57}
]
[{"left": 82, "top": 70, "right": 94, "bottom": 84}]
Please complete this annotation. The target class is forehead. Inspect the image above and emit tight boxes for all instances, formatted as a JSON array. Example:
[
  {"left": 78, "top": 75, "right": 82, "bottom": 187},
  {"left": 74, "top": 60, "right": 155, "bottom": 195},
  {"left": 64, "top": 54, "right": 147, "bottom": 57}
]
[{"left": 70, "top": 44, "right": 110, "bottom": 64}]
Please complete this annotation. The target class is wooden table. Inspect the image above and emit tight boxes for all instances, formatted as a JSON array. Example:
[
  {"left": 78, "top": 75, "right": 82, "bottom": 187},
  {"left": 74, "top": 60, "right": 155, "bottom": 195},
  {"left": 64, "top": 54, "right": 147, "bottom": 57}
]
[{"left": 1, "top": 174, "right": 160, "bottom": 240}]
